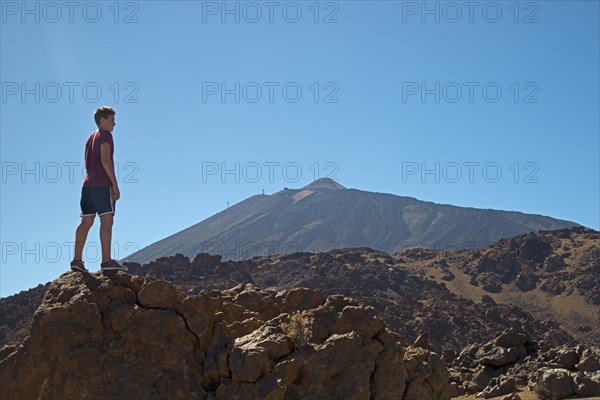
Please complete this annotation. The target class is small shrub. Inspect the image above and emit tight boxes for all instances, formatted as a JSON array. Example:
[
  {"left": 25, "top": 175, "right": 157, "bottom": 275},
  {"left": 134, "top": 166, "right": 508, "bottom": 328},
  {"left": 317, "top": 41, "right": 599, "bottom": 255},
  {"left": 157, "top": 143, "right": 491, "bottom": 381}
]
[{"left": 282, "top": 312, "right": 312, "bottom": 349}]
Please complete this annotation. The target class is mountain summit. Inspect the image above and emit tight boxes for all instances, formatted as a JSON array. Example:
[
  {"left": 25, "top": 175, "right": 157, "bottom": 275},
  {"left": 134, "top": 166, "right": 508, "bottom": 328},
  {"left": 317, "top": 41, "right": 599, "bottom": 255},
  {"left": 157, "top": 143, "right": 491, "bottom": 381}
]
[
  {"left": 123, "top": 181, "right": 579, "bottom": 264},
  {"left": 301, "top": 177, "right": 346, "bottom": 190}
]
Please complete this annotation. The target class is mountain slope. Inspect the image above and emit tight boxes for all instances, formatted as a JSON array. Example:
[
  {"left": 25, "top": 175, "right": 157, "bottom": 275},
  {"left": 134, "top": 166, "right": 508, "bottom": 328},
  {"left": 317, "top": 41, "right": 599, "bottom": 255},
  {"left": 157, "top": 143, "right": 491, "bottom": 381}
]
[
  {"left": 123, "top": 179, "right": 579, "bottom": 264},
  {"left": 399, "top": 227, "right": 600, "bottom": 347}
]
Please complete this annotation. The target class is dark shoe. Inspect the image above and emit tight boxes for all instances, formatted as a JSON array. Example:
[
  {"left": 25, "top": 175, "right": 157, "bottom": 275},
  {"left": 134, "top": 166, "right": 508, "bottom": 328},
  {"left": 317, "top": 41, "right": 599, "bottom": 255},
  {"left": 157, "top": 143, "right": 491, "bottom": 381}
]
[
  {"left": 100, "top": 259, "right": 128, "bottom": 272},
  {"left": 70, "top": 260, "right": 88, "bottom": 273}
]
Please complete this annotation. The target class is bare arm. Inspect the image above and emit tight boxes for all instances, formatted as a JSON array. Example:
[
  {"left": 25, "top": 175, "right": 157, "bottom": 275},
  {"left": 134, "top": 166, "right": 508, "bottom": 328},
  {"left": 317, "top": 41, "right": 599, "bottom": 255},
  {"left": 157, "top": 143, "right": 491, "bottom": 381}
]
[{"left": 100, "top": 142, "right": 120, "bottom": 200}]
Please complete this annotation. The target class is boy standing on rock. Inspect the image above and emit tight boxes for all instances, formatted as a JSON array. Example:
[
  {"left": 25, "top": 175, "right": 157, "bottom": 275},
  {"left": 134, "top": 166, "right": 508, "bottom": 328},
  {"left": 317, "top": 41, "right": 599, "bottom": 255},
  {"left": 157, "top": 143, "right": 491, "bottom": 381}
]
[{"left": 70, "top": 106, "right": 128, "bottom": 273}]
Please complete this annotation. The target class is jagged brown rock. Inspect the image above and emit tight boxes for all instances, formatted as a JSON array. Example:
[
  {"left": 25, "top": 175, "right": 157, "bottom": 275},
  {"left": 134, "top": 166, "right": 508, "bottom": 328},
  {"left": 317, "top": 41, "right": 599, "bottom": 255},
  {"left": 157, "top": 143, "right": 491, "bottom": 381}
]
[
  {"left": 449, "top": 329, "right": 600, "bottom": 399},
  {"left": 403, "top": 346, "right": 448, "bottom": 399},
  {"left": 0, "top": 271, "right": 450, "bottom": 400},
  {"left": 533, "top": 368, "right": 576, "bottom": 399}
]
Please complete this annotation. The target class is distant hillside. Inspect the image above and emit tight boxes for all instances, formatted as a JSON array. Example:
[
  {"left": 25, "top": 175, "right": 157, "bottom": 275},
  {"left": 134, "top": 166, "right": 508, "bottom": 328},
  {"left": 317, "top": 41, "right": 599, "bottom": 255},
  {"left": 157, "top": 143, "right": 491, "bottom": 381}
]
[
  {"left": 123, "top": 178, "right": 579, "bottom": 264},
  {"left": 399, "top": 226, "right": 600, "bottom": 347}
]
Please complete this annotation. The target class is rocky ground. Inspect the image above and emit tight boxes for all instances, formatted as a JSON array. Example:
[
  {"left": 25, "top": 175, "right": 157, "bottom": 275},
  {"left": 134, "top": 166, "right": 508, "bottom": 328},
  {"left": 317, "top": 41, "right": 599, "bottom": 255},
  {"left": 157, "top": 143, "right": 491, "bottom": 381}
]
[
  {"left": 1, "top": 227, "right": 598, "bottom": 399},
  {"left": 2, "top": 248, "right": 576, "bottom": 354},
  {"left": 447, "top": 329, "right": 600, "bottom": 398},
  {"left": 399, "top": 227, "right": 599, "bottom": 347},
  {"left": 1, "top": 271, "right": 449, "bottom": 399}
]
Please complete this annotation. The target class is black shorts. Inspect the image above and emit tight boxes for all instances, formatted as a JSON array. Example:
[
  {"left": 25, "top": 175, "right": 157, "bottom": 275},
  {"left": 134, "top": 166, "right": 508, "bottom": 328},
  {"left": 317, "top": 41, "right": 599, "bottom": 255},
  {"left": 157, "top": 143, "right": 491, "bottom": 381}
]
[{"left": 80, "top": 186, "right": 116, "bottom": 217}]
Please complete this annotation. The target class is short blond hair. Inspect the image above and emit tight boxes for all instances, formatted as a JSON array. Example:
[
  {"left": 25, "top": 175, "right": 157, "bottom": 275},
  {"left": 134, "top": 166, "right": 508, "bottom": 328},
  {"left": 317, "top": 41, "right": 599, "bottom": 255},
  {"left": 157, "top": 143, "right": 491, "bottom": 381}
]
[{"left": 94, "top": 106, "right": 116, "bottom": 126}]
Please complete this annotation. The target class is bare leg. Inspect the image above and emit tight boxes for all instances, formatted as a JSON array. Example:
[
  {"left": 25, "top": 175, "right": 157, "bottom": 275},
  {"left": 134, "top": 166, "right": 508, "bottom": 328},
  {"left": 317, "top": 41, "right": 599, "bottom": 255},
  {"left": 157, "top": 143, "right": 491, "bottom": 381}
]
[
  {"left": 100, "top": 213, "right": 114, "bottom": 263},
  {"left": 74, "top": 216, "right": 95, "bottom": 261}
]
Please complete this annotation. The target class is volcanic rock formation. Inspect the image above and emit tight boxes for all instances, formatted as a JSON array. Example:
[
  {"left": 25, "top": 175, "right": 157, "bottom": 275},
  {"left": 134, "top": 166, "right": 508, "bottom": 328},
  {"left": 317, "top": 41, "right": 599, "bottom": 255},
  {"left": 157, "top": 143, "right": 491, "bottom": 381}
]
[{"left": 0, "top": 271, "right": 450, "bottom": 400}]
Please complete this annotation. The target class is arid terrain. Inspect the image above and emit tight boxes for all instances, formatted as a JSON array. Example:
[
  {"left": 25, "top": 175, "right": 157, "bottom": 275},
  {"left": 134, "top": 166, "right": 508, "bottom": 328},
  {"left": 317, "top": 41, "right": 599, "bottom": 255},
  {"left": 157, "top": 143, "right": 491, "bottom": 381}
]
[{"left": 1, "top": 227, "right": 598, "bottom": 398}]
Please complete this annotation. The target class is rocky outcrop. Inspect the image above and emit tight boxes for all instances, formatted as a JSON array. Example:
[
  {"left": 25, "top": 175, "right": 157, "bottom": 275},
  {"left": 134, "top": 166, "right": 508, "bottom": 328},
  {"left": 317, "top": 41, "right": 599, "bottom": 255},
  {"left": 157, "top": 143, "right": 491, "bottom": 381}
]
[
  {"left": 449, "top": 329, "right": 600, "bottom": 399},
  {"left": 0, "top": 271, "right": 449, "bottom": 400},
  {"left": 530, "top": 346, "right": 600, "bottom": 399}
]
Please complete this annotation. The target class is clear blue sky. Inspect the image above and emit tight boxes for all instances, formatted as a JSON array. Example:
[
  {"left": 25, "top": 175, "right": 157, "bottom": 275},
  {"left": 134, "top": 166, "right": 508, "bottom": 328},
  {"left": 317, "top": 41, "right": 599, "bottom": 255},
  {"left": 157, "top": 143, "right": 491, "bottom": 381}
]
[{"left": 1, "top": 1, "right": 598, "bottom": 297}]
